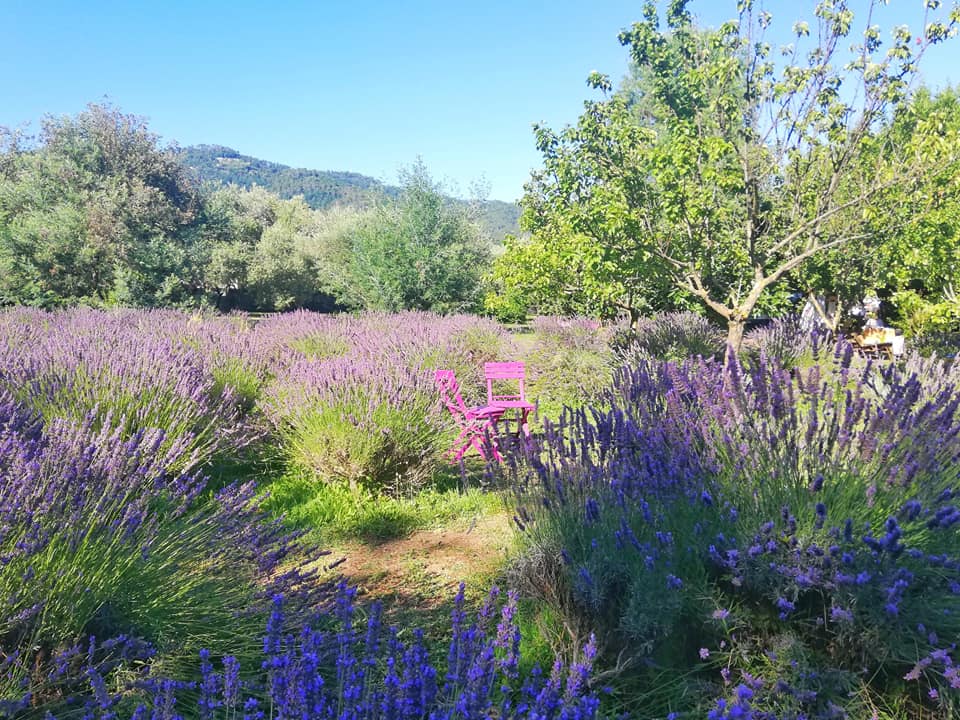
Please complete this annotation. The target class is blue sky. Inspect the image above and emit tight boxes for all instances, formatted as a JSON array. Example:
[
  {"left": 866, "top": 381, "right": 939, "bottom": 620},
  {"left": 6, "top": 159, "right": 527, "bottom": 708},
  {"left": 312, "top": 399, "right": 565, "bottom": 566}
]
[{"left": 3, "top": 1, "right": 958, "bottom": 202}]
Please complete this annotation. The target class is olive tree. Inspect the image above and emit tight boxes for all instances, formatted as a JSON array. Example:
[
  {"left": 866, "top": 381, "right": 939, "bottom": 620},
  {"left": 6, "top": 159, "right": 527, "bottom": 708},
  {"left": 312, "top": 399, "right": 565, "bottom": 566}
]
[{"left": 0, "top": 104, "right": 200, "bottom": 306}]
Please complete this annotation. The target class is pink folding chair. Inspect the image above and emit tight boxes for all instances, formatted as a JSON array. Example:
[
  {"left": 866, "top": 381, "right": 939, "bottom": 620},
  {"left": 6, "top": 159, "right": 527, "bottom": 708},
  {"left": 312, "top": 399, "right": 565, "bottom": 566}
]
[
  {"left": 484, "top": 361, "right": 535, "bottom": 437},
  {"left": 434, "top": 369, "right": 505, "bottom": 462}
]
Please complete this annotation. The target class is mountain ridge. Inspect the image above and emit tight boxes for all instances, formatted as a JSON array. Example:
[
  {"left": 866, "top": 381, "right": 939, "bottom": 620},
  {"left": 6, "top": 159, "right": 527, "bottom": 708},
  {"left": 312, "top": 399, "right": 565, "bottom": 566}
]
[{"left": 178, "top": 144, "right": 521, "bottom": 240}]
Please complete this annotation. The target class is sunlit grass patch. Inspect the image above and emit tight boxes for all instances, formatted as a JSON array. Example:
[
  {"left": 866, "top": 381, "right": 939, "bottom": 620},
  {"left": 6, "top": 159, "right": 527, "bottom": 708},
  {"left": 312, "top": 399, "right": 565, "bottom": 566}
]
[{"left": 263, "top": 469, "right": 503, "bottom": 543}]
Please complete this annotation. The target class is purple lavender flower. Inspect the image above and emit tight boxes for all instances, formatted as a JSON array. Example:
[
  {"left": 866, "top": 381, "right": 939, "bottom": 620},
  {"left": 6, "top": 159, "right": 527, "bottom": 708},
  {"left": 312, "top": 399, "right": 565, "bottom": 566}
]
[
  {"left": 830, "top": 606, "right": 854, "bottom": 624},
  {"left": 776, "top": 597, "right": 796, "bottom": 619}
]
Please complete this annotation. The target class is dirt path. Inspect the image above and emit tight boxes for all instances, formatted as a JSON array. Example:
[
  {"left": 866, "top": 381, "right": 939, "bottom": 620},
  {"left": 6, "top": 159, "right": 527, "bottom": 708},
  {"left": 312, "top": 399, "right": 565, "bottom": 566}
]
[{"left": 334, "top": 512, "right": 515, "bottom": 616}]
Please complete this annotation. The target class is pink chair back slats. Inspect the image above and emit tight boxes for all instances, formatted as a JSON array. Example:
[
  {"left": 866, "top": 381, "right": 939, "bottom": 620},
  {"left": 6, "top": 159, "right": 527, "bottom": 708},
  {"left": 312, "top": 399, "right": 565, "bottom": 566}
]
[
  {"left": 484, "top": 361, "right": 526, "bottom": 404},
  {"left": 434, "top": 369, "right": 467, "bottom": 414}
]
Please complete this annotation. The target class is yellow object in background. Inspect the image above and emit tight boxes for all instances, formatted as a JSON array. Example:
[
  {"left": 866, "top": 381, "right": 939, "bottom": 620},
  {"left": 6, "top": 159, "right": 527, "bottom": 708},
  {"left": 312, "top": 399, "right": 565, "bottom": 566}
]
[{"left": 859, "top": 327, "right": 895, "bottom": 344}]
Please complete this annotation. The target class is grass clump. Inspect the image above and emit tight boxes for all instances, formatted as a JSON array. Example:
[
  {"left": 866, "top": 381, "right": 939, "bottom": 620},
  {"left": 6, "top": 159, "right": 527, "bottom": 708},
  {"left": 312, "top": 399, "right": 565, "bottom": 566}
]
[
  {"left": 264, "top": 469, "right": 502, "bottom": 543},
  {"left": 525, "top": 316, "right": 614, "bottom": 425},
  {"left": 211, "top": 355, "right": 266, "bottom": 412}
]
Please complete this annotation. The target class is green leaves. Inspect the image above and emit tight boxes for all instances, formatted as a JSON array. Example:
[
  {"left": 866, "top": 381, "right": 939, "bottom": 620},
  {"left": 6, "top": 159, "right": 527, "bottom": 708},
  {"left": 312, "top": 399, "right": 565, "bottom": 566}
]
[
  {"left": 502, "top": 0, "right": 960, "bottom": 348},
  {"left": 341, "top": 161, "right": 490, "bottom": 314},
  {"left": 586, "top": 71, "right": 612, "bottom": 92},
  {"left": 0, "top": 104, "right": 201, "bottom": 307}
]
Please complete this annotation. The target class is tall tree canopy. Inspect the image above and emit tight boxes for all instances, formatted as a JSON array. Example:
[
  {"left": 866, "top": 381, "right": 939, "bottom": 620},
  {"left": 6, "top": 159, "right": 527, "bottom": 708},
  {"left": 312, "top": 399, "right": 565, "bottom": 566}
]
[
  {"left": 515, "top": 0, "right": 960, "bottom": 349},
  {"left": 338, "top": 161, "right": 491, "bottom": 313},
  {"left": 796, "top": 84, "right": 960, "bottom": 331},
  {"left": 0, "top": 104, "right": 200, "bottom": 306}
]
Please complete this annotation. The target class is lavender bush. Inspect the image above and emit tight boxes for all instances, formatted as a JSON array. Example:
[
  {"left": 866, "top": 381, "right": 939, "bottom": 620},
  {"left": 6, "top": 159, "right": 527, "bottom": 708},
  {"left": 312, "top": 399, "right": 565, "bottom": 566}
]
[
  {"left": 611, "top": 311, "right": 724, "bottom": 365},
  {"left": 531, "top": 317, "right": 610, "bottom": 355},
  {"left": 263, "top": 357, "right": 443, "bottom": 494},
  {"left": 7, "top": 583, "right": 601, "bottom": 720},
  {"left": 0, "top": 384, "right": 321, "bottom": 709},
  {"left": 256, "top": 311, "right": 510, "bottom": 494},
  {"left": 742, "top": 315, "right": 827, "bottom": 370},
  {"left": 0, "top": 308, "right": 260, "bottom": 473},
  {"left": 504, "top": 346, "right": 960, "bottom": 717}
]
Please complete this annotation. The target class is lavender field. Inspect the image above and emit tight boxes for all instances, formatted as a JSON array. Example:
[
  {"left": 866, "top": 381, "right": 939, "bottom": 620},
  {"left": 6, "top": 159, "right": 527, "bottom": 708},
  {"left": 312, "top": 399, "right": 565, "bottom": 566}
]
[
  {"left": 1, "top": 308, "right": 959, "bottom": 719},
  {"left": 0, "top": 308, "right": 607, "bottom": 720}
]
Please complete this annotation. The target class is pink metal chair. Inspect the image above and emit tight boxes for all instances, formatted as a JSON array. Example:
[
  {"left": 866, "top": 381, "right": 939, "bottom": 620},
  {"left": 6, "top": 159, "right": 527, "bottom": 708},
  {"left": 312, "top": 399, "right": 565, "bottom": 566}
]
[
  {"left": 484, "top": 361, "right": 535, "bottom": 437},
  {"left": 434, "top": 369, "right": 505, "bottom": 462}
]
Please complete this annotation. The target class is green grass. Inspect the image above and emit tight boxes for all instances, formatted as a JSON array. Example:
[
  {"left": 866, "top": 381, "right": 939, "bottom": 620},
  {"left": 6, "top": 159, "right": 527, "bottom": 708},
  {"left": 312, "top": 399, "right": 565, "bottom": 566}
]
[
  {"left": 523, "top": 331, "right": 614, "bottom": 431},
  {"left": 515, "top": 599, "right": 579, "bottom": 676},
  {"left": 263, "top": 469, "right": 504, "bottom": 543},
  {"left": 288, "top": 333, "right": 351, "bottom": 359},
  {"left": 257, "top": 463, "right": 516, "bottom": 669},
  {"left": 210, "top": 356, "right": 265, "bottom": 412}
]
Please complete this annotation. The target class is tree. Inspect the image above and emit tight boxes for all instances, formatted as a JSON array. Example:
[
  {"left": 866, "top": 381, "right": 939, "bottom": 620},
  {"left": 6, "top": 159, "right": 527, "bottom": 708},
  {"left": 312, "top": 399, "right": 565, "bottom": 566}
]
[
  {"left": 0, "top": 104, "right": 201, "bottom": 306},
  {"left": 878, "top": 86, "right": 960, "bottom": 295},
  {"left": 794, "top": 84, "right": 960, "bottom": 332},
  {"left": 486, "top": 227, "right": 685, "bottom": 321},
  {"left": 196, "top": 185, "right": 339, "bottom": 311},
  {"left": 521, "top": 0, "right": 960, "bottom": 350},
  {"left": 340, "top": 160, "right": 491, "bottom": 313}
]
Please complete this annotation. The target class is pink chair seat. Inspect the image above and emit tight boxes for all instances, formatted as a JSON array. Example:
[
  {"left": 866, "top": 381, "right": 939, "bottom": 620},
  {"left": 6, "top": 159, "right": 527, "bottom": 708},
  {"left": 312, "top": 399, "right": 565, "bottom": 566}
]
[{"left": 466, "top": 404, "right": 505, "bottom": 419}]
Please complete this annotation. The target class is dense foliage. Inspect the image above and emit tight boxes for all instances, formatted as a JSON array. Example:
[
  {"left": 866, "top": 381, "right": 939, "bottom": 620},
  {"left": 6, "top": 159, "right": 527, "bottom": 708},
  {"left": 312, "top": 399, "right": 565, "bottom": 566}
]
[
  {"left": 493, "top": 0, "right": 960, "bottom": 342},
  {"left": 330, "top": 162, "right": 492, "bottom": 313},
  {"left": 0, "top": 106, "right": 496, "bottom": 314},
  {"left": 0, "top": 105, "right": 201, "bottom": 307}
]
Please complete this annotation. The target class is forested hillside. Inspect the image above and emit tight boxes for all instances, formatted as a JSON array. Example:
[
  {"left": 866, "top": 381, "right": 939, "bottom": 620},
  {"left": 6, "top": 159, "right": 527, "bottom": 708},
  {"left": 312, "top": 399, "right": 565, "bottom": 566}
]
[{"left": 179, "top": 144, "right": 521, "bottom": 239}]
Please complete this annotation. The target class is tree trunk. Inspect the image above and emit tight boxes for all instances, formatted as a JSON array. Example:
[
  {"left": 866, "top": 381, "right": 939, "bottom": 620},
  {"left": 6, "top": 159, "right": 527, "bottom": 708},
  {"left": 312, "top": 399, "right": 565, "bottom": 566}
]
[
  {"left": 726, "top": 317, "right": 746, "bottom": 355},
  {"left": 805, "top": 292, "right": 842, "bottom": 332},
  {"left": 723, "top": 316, "right": 748, "bottom": 412}
]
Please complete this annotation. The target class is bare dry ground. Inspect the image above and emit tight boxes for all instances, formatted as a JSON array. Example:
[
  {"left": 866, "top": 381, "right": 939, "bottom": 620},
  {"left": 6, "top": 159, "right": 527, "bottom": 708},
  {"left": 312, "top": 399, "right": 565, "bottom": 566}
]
[
  {"left": 339, "top": 513, "right": 513, "bottom": 603},
  {"left": 326, "top": 512, "right": 515, "bottom": 638}
]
